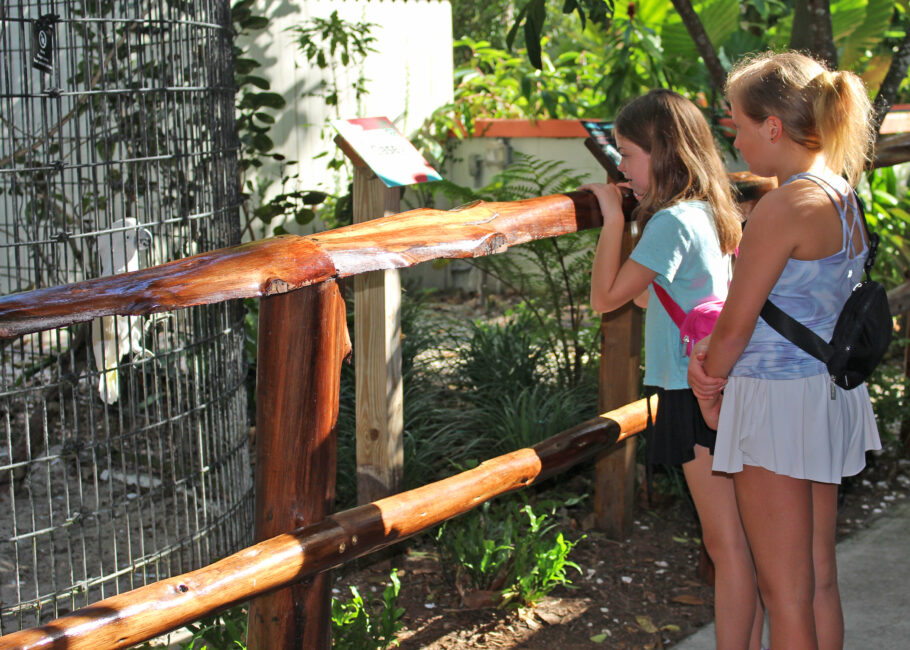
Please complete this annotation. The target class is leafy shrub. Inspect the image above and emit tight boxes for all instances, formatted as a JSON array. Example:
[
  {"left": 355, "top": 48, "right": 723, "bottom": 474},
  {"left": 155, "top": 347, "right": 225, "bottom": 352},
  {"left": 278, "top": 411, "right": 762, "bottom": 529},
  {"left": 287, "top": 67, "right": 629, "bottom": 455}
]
[
  {"left": 449, "top": 308, "right": 598, "bottom": 454},
  {"left": 866, "top": 335, "right": 910, "bottom": 442},
  {"left": 179, "top": 604, "right": 247, "bottom": 649},
  {"left": 434, "top": 496, "right": 584, "bottom": 608},
  {"left": 858, "top": 165, "right": 910, "bottom": 288},
  {"left": 454, "top": 311, "right": 545, "bottom": 397},
  {"left": 332, "top": 570, "right": 405, "bottom": 650}
]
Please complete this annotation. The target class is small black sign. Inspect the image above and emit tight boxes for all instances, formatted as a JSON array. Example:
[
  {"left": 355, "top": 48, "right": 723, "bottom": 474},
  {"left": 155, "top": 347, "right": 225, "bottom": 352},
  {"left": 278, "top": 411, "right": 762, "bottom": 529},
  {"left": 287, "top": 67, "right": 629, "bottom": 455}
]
[{"left": 32, "top": 14, "right": 58, "bottom": 74}]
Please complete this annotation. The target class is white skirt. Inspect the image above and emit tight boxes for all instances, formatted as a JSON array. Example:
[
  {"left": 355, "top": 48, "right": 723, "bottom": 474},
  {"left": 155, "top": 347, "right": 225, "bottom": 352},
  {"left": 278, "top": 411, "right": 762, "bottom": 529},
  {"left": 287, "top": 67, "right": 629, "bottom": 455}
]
[{"left": 712, "top": 374, "right": 881, "bottom": 484}]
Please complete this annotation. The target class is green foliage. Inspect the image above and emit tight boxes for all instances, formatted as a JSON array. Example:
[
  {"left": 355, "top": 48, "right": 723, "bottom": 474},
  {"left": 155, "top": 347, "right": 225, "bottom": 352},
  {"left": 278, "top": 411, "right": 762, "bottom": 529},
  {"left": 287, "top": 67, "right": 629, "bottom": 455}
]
[
  {"left": 858, "top": 165, "right": 910, "bottom": 289},
  {"left": 432, "top": 153, "right": 601, "bottom": 388},
  {"left": 454, "top": 312, "right": 544, "bottom": 398},
  {"left": 232, "top": 1, "right": 331, "bottom": 239},
  {"left": 453, "top": 312, "right": 597, "bottom": 452},
  {"left": 290, "top": 11, "right": 377, "bottom": 173},
  {"left": 179, "top": 604, "right": 248, "bottom": 649},
  {"left": 509, "top": 0, "right": 614, "bottom": 70},
  {"left": 232, "top": 0, "right": 286, "bottom": 175},
  {"left": 497, "top": 0, "right": 910, "bottom": 109},
  {"left": 434, "top": 496, "right": 584, "bottom": 607},
  {"left": 866, "top": 337, "right": 910, "bottom": 442},
  {"left": 332, "top": 570, "right": 405, "bottom": 649}
]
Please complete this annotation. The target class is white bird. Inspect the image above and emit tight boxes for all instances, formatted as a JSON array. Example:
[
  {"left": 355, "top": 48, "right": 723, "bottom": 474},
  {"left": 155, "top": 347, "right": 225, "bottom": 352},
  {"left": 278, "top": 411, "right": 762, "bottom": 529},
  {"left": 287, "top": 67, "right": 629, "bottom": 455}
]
[{"left": 91, "top": 218, "right": 153, "bottom": 404}]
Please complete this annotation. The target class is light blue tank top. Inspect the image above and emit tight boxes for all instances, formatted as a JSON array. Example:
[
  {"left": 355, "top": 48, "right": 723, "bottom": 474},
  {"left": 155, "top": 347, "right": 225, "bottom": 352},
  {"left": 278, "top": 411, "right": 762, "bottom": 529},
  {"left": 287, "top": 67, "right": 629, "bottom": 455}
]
[{"left": 730, "top": 171, "right": 869, "bottom": 380}]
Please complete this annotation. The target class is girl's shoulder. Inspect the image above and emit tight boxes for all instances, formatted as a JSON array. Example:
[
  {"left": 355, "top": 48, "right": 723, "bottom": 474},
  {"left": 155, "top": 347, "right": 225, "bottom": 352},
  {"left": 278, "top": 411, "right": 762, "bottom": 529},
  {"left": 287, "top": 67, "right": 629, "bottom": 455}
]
[
  {"left": 753, "top": 180, "right": 833, "bottom": 226},
  {"left": 651, "top": 199, "right": 710, "bottom": 223}
]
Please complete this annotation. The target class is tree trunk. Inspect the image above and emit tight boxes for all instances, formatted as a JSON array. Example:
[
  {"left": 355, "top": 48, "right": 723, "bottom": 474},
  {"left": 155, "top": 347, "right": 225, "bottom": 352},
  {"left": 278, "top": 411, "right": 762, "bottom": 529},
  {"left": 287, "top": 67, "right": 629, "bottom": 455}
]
[
  {"left": 790, "top": 0, "right": 837, "bottom": 68},
  {"left": 873, "top": 29, "right": 910, "bottom": 133},
  {"left": 670, "top": 0, "right": 727, "bottom": 92}
]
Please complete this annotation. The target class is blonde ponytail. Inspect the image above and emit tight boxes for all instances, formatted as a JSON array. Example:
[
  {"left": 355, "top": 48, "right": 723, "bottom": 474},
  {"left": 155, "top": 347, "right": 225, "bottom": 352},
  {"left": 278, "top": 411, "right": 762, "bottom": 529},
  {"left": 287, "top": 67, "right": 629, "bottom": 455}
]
[
  {"left": 726, "top": 51, "right": 875, "bottom": 182},
  {"left": 813, "top": 70, "right": 874, "bottom": 184}
]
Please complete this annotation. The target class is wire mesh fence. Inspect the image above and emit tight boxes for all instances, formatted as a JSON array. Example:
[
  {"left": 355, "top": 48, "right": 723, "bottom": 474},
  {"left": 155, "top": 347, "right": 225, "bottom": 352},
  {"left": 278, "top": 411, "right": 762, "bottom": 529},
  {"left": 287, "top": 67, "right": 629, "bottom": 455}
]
[{"left": 0, "top": 0, "right": 252, "bottom": 633}]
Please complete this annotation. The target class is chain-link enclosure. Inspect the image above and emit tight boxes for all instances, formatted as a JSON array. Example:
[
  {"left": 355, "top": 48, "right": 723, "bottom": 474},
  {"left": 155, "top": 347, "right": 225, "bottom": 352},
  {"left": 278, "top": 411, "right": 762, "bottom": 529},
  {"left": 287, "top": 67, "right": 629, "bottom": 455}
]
[{"left": 0, "top": 1, "right": 251, "bottom": 633}]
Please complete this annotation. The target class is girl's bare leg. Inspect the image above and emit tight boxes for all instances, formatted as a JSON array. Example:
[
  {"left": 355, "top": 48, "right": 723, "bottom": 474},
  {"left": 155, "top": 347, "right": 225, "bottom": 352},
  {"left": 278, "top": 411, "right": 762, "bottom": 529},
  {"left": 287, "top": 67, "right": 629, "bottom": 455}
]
[
  {"left": 734, "top": 465, "right": 817, "bottom": 649},
  {"left": 684, "top": 445, "right": 764, "bottom": 650},
  {"left": 812, "top": 481, "right": 843, "bottom": 650}
]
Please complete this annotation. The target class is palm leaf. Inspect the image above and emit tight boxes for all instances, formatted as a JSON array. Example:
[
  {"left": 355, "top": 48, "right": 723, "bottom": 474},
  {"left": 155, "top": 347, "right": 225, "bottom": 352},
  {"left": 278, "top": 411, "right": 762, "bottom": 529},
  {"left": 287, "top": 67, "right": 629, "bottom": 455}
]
[{"left": 834, "top": 0, "right": 895, "bottom": 68}]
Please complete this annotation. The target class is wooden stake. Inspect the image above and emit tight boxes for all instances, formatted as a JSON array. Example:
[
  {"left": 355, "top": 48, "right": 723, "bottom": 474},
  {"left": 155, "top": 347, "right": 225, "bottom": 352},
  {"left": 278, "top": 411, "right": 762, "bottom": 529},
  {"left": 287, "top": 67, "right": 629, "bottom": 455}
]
[
  {"left": 247, "top": 281, "right": 349, "bottom": 650},
  {"left": 351, "top": 161, "right": 404, "bottom": 503},
  {"left": 594, "top": 224, "right": 642, "bottom": 538}
]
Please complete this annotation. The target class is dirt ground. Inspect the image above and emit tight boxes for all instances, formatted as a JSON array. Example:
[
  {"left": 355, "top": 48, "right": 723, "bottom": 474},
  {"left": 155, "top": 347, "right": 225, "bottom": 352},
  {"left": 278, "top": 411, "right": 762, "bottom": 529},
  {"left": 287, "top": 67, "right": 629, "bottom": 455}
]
[{"left": 334, "top": 442, "right": 910, "bottom": 649}]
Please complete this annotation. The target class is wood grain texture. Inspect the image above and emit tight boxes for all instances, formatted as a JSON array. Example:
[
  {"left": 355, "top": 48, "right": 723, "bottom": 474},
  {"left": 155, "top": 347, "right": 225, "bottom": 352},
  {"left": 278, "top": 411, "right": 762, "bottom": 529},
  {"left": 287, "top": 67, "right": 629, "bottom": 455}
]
[
  {"left": 0, "top": 192, "right": 603, "bottom": 338},
  {"left": 353, "top": 168, "right": 404, "bottom": 504},
  {"left": 0, "top": 236, "right": 336, "bottom": 337},
  {"left": 0, "top": 397, "right": 656, "bottom": 650},
  {"left": 594, "top": 225, "right": 642, "bottom": 539},
  {"left": 0, "top": 173, "right": 775, "bottom": 339},
  {"left": 247, "top": 282, "right": 349, "bottom": 650}
]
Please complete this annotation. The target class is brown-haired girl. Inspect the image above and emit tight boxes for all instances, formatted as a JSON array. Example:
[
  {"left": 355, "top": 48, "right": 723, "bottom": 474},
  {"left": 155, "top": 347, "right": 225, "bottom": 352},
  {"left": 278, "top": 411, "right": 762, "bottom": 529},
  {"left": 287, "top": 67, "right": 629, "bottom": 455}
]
[
  {"left": 581, "top": 88, "right": 763, "bottom": 649},
  {"left": 689, "top": 51, "right": 882, "bottom": 649}
]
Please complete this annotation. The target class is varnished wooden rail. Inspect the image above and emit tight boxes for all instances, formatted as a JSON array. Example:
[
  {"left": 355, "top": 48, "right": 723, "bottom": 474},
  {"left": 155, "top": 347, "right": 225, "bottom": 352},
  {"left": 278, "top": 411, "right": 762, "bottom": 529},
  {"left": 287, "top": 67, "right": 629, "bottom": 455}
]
[
  {"left": 0, "top": 192, "right": 604, "bottom": 338},
  {"left": 0, "top": 172, "right": 779, "bottom": 339},
  {"left": 0, "top": 397, "right": 656, "bottom": 650}
]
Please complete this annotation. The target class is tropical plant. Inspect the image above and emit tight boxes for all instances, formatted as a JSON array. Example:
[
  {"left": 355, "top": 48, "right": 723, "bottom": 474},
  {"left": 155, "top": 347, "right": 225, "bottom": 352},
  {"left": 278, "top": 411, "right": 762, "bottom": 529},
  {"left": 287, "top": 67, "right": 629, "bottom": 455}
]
[
  {"left": 858, "top": 165, "right": 910, "bottom": 289},
  {"left": 332, "top": 570, "right": 405, "bottom": 649},
  {"left": 434, "top": 496, "right": 584, "bottom": 607},
  {"left": 290, "top": 10, "right": 377, "bottom": 173},
  {"left": 430, "top": 152, "right": 601, "bottom": 388}
]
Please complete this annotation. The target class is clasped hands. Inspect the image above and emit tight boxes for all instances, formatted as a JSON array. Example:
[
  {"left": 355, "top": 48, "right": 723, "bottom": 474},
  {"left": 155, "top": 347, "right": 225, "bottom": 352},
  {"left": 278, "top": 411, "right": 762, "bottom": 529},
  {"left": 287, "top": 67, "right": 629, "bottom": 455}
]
[{"left": 687, "top": 336, "right": 727, "bottom": 430}]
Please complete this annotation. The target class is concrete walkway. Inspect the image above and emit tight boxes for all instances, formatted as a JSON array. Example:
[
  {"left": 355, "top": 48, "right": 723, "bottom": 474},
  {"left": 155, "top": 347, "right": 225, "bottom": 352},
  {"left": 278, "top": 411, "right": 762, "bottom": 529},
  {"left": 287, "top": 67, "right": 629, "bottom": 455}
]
[{"left": 674, "top": 497, "right": 910, "bottom": 648}]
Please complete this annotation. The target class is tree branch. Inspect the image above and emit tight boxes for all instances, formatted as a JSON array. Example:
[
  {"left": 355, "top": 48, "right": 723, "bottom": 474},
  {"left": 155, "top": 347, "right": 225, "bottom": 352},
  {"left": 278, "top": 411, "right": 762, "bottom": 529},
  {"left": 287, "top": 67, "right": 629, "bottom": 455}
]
[
  {"left": 872, "top": 29, "right": 910, "bottom": 134},
  {"left": 669, "top": 0, "right": 727, "bottom": 92}
]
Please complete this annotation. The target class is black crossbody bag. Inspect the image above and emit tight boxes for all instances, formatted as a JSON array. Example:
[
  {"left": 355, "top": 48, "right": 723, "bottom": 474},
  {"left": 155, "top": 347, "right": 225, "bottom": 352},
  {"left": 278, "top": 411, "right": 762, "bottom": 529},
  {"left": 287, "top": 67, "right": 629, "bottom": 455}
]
[{"left": 758, "top": 193, "right": 892, "bottom": 391}]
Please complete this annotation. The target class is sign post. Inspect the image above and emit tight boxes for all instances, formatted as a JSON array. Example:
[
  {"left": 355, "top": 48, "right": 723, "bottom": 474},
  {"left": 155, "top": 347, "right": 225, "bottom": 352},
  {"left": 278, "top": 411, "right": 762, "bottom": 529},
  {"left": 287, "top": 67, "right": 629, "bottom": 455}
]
[{"left": 334, "top": 117, "right": 441, "bottom": 504}]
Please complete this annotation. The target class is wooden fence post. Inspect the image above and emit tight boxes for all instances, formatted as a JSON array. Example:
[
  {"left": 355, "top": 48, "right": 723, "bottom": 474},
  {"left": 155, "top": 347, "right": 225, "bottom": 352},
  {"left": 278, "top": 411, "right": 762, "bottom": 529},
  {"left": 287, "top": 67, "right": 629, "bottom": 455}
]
[
  {"left": 352, "top": 167, "right": 404, "bottom": 504},
  {"left": 335, "top": 135, "right": 405, "bottom": 504},
  {"left": 247, "top": 281, "right": 349, "bottom": 650},
  {"left": 594, "top": 224, "right": 641, "bottom": 538}
]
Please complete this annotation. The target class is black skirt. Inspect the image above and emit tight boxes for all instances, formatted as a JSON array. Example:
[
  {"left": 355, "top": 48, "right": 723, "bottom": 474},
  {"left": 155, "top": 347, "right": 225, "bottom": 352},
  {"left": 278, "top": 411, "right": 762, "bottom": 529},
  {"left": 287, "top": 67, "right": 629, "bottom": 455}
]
[{"left": 645, "top": 386, "right": 716, "bottom": 466}]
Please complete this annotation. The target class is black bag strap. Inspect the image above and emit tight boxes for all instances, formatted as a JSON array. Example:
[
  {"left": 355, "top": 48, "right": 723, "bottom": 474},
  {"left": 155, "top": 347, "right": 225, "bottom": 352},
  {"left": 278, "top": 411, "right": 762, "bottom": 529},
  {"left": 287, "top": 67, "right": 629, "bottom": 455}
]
[
  {"left": 759, "top": 299, "right": 834, "bottom": 363},
  {"left": 759, "top": 188, "right": 875, "bottom": 364}
]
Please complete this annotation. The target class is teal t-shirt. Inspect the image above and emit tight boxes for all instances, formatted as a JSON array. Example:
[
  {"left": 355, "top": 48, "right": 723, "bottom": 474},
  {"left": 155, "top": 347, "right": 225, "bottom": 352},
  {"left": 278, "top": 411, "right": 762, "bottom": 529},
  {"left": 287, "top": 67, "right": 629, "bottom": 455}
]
[{"left": 629, "top": 200, "right": 732, "bottom": 390}]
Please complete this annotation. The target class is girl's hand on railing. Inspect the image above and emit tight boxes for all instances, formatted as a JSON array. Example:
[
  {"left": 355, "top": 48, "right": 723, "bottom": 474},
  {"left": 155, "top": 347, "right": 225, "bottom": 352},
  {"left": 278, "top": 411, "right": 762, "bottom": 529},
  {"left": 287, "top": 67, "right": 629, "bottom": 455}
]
[
  {"left": 687, "top": 337, "right": 726, "bottom": 399},
  {"left": 579, "top": 183, "right": 627, "bottom": 226}
]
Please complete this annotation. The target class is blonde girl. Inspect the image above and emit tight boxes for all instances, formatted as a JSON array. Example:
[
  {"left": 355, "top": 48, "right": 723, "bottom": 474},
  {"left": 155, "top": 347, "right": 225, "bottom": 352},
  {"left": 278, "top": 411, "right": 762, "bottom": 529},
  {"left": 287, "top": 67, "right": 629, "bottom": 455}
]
[{"left": 689, "top": 51, "right": 882, "bottom": 649}]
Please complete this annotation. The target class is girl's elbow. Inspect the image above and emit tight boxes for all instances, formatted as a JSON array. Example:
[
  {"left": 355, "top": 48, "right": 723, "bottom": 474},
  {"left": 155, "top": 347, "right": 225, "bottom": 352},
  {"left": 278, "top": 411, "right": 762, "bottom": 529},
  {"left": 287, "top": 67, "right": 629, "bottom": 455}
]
[{"left": 591, "top": 294, "right": 621, "bottom": 314}]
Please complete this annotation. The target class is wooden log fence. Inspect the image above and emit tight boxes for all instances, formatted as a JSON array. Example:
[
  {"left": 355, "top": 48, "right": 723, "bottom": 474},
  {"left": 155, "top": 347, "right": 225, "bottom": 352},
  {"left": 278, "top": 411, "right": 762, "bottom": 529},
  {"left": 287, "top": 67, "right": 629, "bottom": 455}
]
[
  {"left": 4, "top": 171, "right": 907, "bottom": 648},
  {"left": 0, "top": 397, "right": 655, "bottom": 650},
  {"left": 0, "top": 192, "right": 603, "bottom": 338}
]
